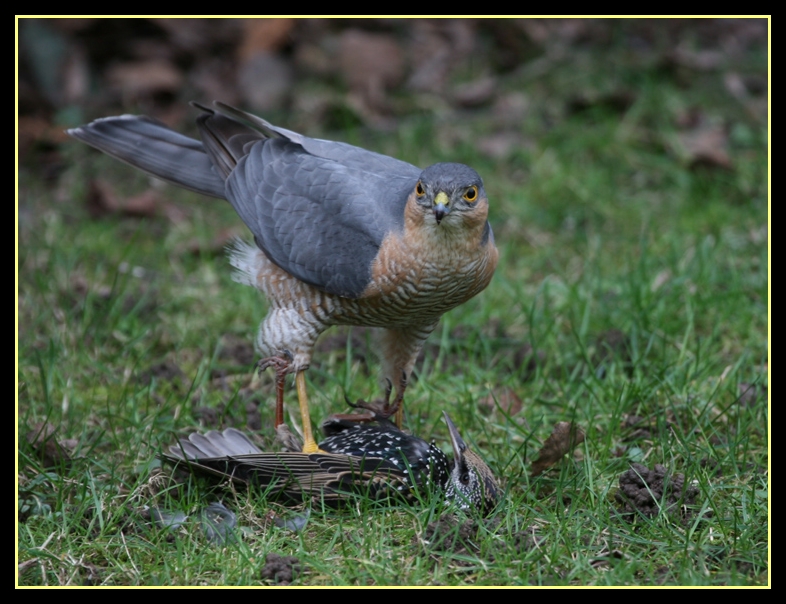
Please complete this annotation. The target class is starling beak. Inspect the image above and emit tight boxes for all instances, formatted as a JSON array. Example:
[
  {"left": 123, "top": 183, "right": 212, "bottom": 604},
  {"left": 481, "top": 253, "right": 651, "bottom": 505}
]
[{"left": 164, "top": 413, "right": 500, "bottom": 514}]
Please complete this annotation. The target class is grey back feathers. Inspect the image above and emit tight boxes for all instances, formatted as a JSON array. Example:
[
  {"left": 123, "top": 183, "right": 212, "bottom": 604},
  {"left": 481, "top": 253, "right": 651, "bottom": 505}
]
[{"left": 69, "top": 102, "right": 428, "bottom": 299}]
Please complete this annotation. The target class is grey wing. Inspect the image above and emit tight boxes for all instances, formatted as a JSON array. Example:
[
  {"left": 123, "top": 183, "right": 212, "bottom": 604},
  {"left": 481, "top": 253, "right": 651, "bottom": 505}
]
[
  {"left": 206, "top": 104, "right": 422, "bottom": 298},
  {"left": 214, "top": 102, "right": 420, "bottom": 177},
  {"left": 225, "top": 137, "right": 417, "bottom": 298}
]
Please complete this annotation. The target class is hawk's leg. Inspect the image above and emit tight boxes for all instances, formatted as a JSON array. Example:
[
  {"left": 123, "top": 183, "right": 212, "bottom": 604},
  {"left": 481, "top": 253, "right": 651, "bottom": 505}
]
[
  {"left": 391, "top": 371, "right": 407, "bottom": 427},
  {"left": 377, "top": 324, "right": 436, "bottom": 427},
  {"left": 258, "top": 351, "right": 323, "bottom": 454},
  {"left": 295, "top": 370, "right": 322, "bottom": 453},
  {"left": 258, "top": 351, "right": 293, "bottom": 428}
]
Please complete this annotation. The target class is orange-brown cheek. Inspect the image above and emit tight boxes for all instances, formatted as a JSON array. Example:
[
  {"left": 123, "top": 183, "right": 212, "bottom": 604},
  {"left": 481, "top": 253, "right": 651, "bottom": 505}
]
[
  {"left": 403, "top": 193, "right": 427, "bottom": 230},
  {"left": 462, "top": 199, "right": 490, "bottom": 231}
]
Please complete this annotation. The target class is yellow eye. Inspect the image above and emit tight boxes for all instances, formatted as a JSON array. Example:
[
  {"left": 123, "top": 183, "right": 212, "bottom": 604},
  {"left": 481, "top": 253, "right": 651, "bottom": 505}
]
[
  {"left": 416, "top": 181, "right": 425, "bottom": 196},
  {"left": 463, "top": 185, "right": 478, "bottom": 202}
]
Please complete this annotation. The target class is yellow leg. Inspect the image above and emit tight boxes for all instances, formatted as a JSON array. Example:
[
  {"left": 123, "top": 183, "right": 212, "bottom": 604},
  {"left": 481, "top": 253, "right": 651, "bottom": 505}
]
[
  {"left": 394, "top": 405, "right": 403, "bottom": 428},
  {"left": 296, "top": 371, "right": 323, "bottom": 453}
]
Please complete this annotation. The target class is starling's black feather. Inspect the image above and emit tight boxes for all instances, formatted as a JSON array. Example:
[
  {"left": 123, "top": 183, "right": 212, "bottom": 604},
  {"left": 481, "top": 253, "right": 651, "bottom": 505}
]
[{"left": 163, "top": 414, "right": 499, "bottom": 513}]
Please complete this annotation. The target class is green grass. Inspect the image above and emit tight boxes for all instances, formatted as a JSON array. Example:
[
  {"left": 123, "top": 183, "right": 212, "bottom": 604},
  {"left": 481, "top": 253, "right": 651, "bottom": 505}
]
[{"left": 18, "top": 39, "right": 768, "bottom": 586}]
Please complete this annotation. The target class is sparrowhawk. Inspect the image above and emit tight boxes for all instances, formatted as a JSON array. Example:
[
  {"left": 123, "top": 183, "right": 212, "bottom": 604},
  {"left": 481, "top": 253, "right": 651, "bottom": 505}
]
[{"left": 69, "top": 102, "right": 498, "bottom": 453}]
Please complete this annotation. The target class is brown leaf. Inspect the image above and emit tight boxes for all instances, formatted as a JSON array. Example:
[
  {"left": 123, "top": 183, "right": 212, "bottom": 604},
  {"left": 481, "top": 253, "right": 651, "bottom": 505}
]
[
  {"left": 239, "top": 19, "right": 295, "bottom": 59},
  {"left": 105, "top": 60, "right": 183, "bottom": 98},
  {"left": 477, "top": 132, "right": 523, "bottom": 160},
  {"left": 408, "top": 20, "right": 476, "bottom": 93},
  {"left": 530, "top": 421, "right": 585, "bottom": 477},
  {"left": 724, "top": 72, "right": 768, "bottom": 121},
  {"left": 453, "top": 77, "right": 497, "bottom": 108},
  {"left": 85, "top": 179, "right": 120, "bottom": 217},
  {"left": 670, "top": 45, "right": 724, "bottom": 71},
  {"left": 738, "top": 382, "right": 766, "bottom": 407},
  {"left": 676, "top": 119, "right": 733, "bottom": 170},
  {"left": 18, "top": 116, "right": 70, "bottom": 157},
  {"left": 182, "top": 227, "right": 241, "bottom": 256},
  {"left": 85, "top": 180, "right": 163, "bottom": 219},
  {"left": 120, "top": 190, "right": 160, "bottom": 218},
  {"left": 338, "top": 30, "right": 403, "bottom": 113},
  {"left": 85, "top": 179, "right": 166, "bottom": 222},
  {"left": 26, "top": 422, "right": 74, "bottom": 469},
  {"left": 478, "top": 388, "right": 522, "bottom": 416}
]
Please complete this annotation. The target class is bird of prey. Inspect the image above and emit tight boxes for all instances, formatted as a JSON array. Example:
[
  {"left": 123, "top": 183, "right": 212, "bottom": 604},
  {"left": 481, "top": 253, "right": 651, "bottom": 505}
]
[{"left": 69, "top": 102, "right": 498, "bottom": 452}]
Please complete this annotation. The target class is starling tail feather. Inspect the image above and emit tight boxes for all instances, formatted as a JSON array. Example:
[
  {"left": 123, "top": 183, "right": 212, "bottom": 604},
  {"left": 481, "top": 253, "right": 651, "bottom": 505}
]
[
  {"left": 164, "top": 412, "right": 500, "bottom": 515},
  {"left": 69, "top": 103, "right": 498, "bottom": 451}
]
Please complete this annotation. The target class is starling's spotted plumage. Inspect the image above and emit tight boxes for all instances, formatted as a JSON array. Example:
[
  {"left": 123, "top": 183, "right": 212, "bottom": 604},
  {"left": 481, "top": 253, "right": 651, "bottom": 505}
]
[
  {"left": 164, "top": 412, "right": 500, "bottom": 515},
  {"left": 69, "top": 103, "right": 498, "bottom": 452}
]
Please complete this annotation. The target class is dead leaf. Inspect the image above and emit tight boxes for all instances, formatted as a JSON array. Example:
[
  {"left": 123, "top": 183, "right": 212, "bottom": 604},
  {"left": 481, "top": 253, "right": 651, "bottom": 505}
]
[
  {"left": 530, "top": 421, "right": 585, "bottom": 477},
  {"left": 738, "top": 382, "right": 765, "bottom": 407},
  {"left": 477, "top": 132, "right": 523, "bottom": 160},
  {"left": 181, "top": 227, "right": 240, "bottom": 256},
  {"left": 120, "top": 191, "right": 160, "bottom": 218},
  {"left": 517, "top": 18, "right": 591, "bottom": 48},
  {"left": 26, "top": 422, "right": 75, "bottom": 469},
  {"left": 85, "top": 179, "right": 120, "bottom": 217},
  {"left": 670, "top": 44, "right": 724, "bottom": 71},
  {"left": 453, "top": 76, "right": 497, "bottom": 108},
  {"left": 18, "top": 558, "right": 40, "bottom": 579},
  {"left": 239, "top": 19, "right": 295, "bottom": 59},
  {"left": 724, "top": 72, "right": 768, "bottom": 121},
  {"left": 478, "top": 388, "right": 522, "bottom": 416},
  {"left": 105, "top": 60, "right": 183, "bottom": 99},
  {"left": 676, "top": 119, "right": 733, "bottom": 170},
  {"left": 338, "top": 30, "right": 403, "bottom": 114},
  {"left": 18, "top": 116, "right": 70, "bottom": 157},
  {"left": 85, "top": 180, "right": 162, "bottom": 219}
]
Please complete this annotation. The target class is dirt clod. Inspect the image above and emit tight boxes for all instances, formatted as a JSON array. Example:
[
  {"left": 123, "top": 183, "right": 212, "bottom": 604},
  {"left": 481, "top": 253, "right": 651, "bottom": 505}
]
[
  {"left": 260, "top": 552, "right": 304, "bottom": 585},
  {"left": 616, "top": 463, "right": 699, "bottom": 520}
]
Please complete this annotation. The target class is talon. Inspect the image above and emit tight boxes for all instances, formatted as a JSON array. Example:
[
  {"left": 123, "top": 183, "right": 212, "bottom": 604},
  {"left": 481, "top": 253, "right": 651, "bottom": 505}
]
[
  {"left": 341, "top": 395, "right": 398, "bottom": 423},
  {"left": 257, "top": 349, "right": 294, "bottom": 374},
  {"left": 301, "top": 440, "right": 326, "bottom": 454},
  {"left": 383, "top": 377, "right": 394, "bottom": 402}
]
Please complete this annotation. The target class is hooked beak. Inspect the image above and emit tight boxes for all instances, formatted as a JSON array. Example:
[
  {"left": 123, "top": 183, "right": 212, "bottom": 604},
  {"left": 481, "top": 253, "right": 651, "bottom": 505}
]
[{"left": 433, "top": 191, "right": 450, "bottom": 225}]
